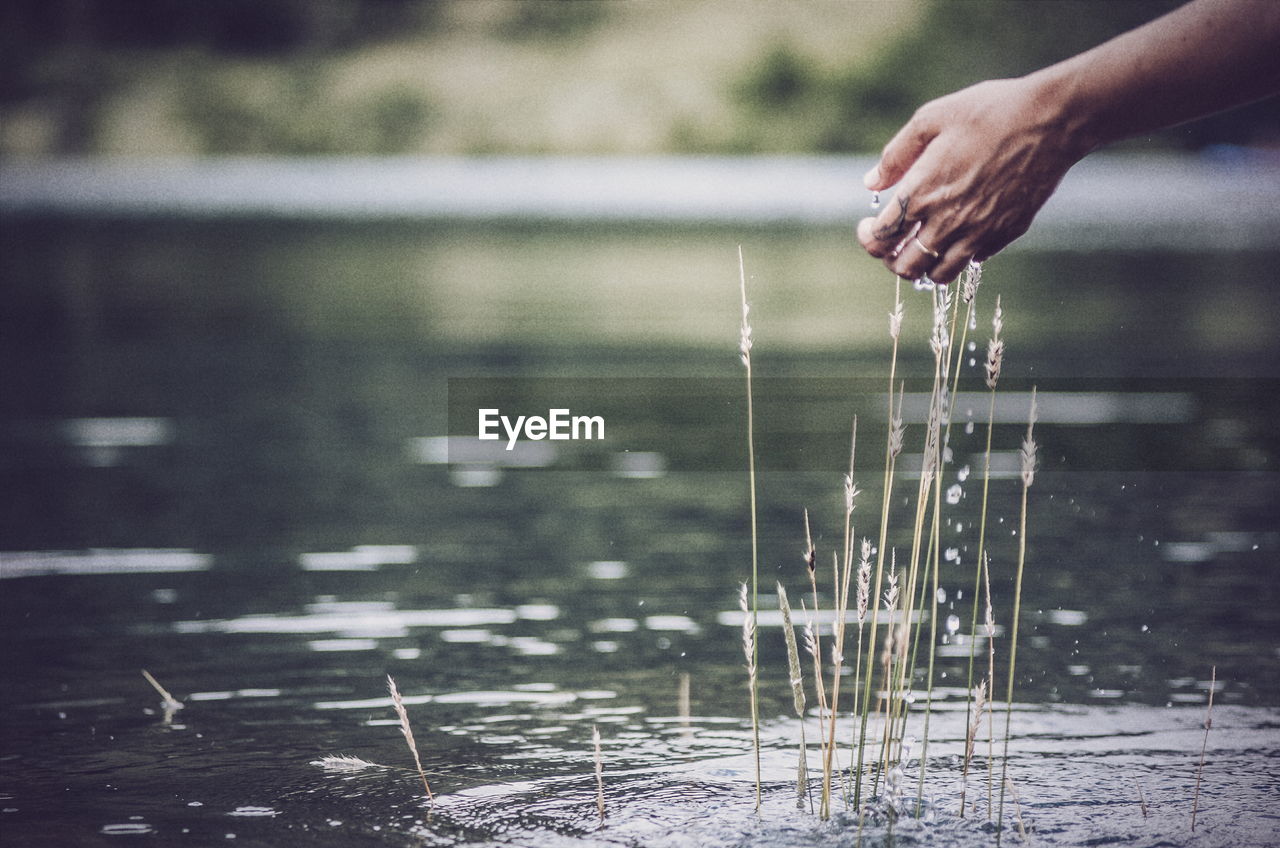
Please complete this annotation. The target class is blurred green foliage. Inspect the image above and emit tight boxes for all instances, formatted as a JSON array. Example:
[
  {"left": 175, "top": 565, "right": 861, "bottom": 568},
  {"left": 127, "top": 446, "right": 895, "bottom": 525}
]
[
  {"left": 731, "top": 0, "right": 1277, "bottom": 152},
  {"left": 2, "top": 0, "right": 1275, "bottom": 156}
]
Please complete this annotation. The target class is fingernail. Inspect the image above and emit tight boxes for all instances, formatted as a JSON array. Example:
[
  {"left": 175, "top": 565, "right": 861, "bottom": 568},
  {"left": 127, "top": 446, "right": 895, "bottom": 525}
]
[{"left": 862, "top": 166, "right": 880, "bottom": 189}]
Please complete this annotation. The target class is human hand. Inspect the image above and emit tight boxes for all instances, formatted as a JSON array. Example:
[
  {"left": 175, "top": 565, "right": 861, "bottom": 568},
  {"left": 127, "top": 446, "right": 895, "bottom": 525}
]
[{"left": 856, "top": 76, "right": 1087, "bottom": 284}]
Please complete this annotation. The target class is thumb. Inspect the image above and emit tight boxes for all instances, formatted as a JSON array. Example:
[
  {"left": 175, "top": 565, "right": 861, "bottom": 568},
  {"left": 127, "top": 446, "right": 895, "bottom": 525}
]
[{"left": 864, "top": 109, "right": 939, "bottom": 190}]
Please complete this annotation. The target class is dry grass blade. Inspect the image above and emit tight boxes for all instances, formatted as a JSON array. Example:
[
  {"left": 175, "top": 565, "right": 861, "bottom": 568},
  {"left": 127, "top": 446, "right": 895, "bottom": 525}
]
[
  {"left": 140, "top": 669, "right": 183, "bottom": 714},
  {"left": 739, "top": 581, "right": 761, "bottom": 807},
  {"left": 960, "top": 678, "right": 988, "bottom": 815},
  {"left": 999, "top": 389, "right": 1038, "bottom": 843},
  {"left": 593, "top": 724, "right": 606, "bottom": 822},
  {"left": 1005, "top": 775, "right": 1028, "bottom": 840},
  {"left": 311, "top": 754, "right": 383, "bottom": 772},
  {"left": 738, "top": 245, "right": 762, "bottom": 810},
  {"left": 966, "top": 680, "right": 987, "bottom": 763},
  {"left": 1191, "top": 665, "right": 1216, "bottom": 831},
  {"left": 778, "top": 583, "right": 807, "bottom": 717},
  {"left": 777, "top": 581, "right": 812, "bottom": 811},
  {"left": 387, "top": 674, "right": 434, "bottom": 802}
]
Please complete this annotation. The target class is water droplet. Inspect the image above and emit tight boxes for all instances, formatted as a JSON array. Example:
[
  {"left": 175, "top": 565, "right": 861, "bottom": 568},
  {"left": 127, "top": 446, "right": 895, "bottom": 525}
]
[
  {"left": 967, "top": 340, "right": 977, "bottom": 352},
  {"left": 944, "top": 547, "right": 960, "bottom": 563},
  {"left": 1141, "top": 624, "right": 1149, "bottom": 632},
  {"left": 964, "top": 421, "right": 974, "bottom": 434},
  {"left": 936, "top": 588, "right": 947, "bottom": 604},
  {"left": 946, "top": 614, "right": 960, "bottom": 634},
  {"left": 871, "top": 191, "right": 881, "bottom": 210},
  {"left": 946, "top": 484, "right": 963, "bottom": 504},
  {"left": 957, "top": 465, "right": 970, "bottom": 482},
  {"left": 954, "top": 522, "right": 964, "bottom": 533},
  {"left": 913, "top": 277, "right": 933, "bottom": 292}
]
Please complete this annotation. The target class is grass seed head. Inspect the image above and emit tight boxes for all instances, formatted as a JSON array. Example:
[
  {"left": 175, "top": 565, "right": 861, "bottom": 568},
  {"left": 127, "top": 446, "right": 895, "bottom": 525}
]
[
  {"left": 1020, "top": 387, "right": 1039, "bottom": 487},
  {"left": 856, "top": 538, "right": 872, "bottom": 624},
  {"left": 777, "top": 582, "right": 807, "bottom": 715},
  {"left": 802, "top": 509, "right": 817, "bottom": 575},
  {"left": 985, "top": 295, "right": 1004, "bottom": 391},
  {"left": 889, "top": 293, "right": 904, "bottom": 342},
  {"left": 962, "top": 260, "right": 983, "bottom": 304}
]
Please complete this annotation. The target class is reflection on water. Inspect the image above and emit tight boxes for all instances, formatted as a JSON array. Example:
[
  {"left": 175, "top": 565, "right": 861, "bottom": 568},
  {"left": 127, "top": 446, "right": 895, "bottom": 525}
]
[{"left": 1, "top": 218, "right": 1279, "bottom": 845}]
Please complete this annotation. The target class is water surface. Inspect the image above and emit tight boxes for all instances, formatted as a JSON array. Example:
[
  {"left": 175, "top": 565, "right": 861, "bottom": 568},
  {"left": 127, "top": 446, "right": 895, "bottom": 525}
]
[{"left": 1, "top": 214, "right": 1278, "bottom": 846}]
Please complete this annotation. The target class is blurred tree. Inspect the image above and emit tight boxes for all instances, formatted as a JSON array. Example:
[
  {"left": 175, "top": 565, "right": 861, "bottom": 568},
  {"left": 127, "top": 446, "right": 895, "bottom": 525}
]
[
  {"left": 0, "top": 0, "right": 441, "bottom": 154},
  {"left": 733, "top": 0, "right": 1278, "bottom": 153}
]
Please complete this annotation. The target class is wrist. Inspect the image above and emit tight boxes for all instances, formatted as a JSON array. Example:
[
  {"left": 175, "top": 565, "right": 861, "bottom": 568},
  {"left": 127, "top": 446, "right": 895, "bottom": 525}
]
[{"left": 1021, "top": 65, "right": 1102, "bottom": 160}]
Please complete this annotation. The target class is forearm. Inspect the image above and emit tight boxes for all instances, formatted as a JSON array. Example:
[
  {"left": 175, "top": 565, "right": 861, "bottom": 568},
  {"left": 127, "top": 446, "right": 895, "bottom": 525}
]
[{"left": 1030, "top": 0, "right": 1280, "bottom": 153}]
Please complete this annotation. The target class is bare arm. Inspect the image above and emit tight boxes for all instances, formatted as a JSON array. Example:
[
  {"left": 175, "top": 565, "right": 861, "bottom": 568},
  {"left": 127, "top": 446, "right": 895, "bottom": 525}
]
[{"left": 857, "top": 0, "right": 1280, "bottom": 284}]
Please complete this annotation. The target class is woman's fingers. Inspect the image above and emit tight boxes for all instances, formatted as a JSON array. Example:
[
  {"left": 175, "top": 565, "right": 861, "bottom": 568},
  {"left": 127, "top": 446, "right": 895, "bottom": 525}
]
[
  {"left": 866, "top": 108, "right": 939, "bottom": 190},
  {"left": 857, "top": 183, "right": 923, "bottom": 258},
  {"left": 858, "top": 207, "right": 974, "bottom": 285},
  {"left": 888, "top": 229, "right": 941, "bottom": 282}
]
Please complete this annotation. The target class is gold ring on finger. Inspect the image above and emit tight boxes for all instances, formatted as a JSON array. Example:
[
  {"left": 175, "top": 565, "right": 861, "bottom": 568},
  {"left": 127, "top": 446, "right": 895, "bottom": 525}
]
[{"left": 913, "top": 237, "right": 940, "bottom": 260}]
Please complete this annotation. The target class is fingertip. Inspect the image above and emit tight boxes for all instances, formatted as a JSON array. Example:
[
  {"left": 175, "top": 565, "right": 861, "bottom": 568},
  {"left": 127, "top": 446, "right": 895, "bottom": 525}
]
[
  {"left": 855, "top": 217, "right": 876, "bottom": 247},
  {"left": 862, "top": 165, "right": 880, "bottom": 190}
]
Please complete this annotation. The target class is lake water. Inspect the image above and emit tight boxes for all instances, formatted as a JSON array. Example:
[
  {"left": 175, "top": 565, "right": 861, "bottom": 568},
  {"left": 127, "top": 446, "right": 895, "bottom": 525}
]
[{"left": 2, "top": 180, "right": 1279, "bottom": 846}]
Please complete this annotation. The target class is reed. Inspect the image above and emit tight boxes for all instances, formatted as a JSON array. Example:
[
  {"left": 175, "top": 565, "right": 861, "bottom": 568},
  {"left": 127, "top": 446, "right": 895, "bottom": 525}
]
[
  {"left": 678, "top": 672, "right": 692, "bottom": 739},
  {"left": 965, "top": 294, "right": 1003, "bottom": 814},
  {"left": 842, "top": 538, "right": 871, "bottom": 803},
  {"left": 820, "top": 422, "right": 859, "bottom": 819},
  {"left": 387, "top": 674, "right": 434, "bottom": 803},
  {"left": 140, "top": 669, "right": 183, "bottom": 717},
  {"left": 593, "top": 724, "right": 606, "bottom": 822},
  {"left": 962, "top": 298, "right": 1003, "bottom": 717},
  {"left": 728, "top": 259, "right": 1044, "bottom": 828},
  {"left": 802, "top": 598, "right": 829, "bottom": 796},
  {"left": 984, "top": 552, "right": 997, "bottom": 817},
  {"left": 1004, "top": 775, "right": 1028, "bottom": 840},
  {"left": 737, "top": 246, "right": 762, "bottom": 810},
  {"left": 915, "top": 285, "right": 952, "bottom": 816},
  {"left": 777, "top": 581, "right": 813, "bottom": 811},
  {"left": 1191, "top": 665, "right": 1216, "bottom": 831},
  {"left": 997, "top": 388, "right": 1037, "bottom": 842},
  {"left": 821, "top": 553, "right": 849, "bottom": 819},
  {"left": 872, "top": 563, "right": 904, "bottom": 815},
  {"left": 853, "top": 279, "right": 905, "bottom": 813},
  {"left": 738, "top": 582, "right": 761, "bottom": 809},
  {"left": 802, "top": 511, "right": 830, "bottom": 785},
  {"left": 880, "top": 289, "right": 946, "bottom": 796},
  {"left": 959, "top": 679, "right": 987, "bottom": 816}
]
